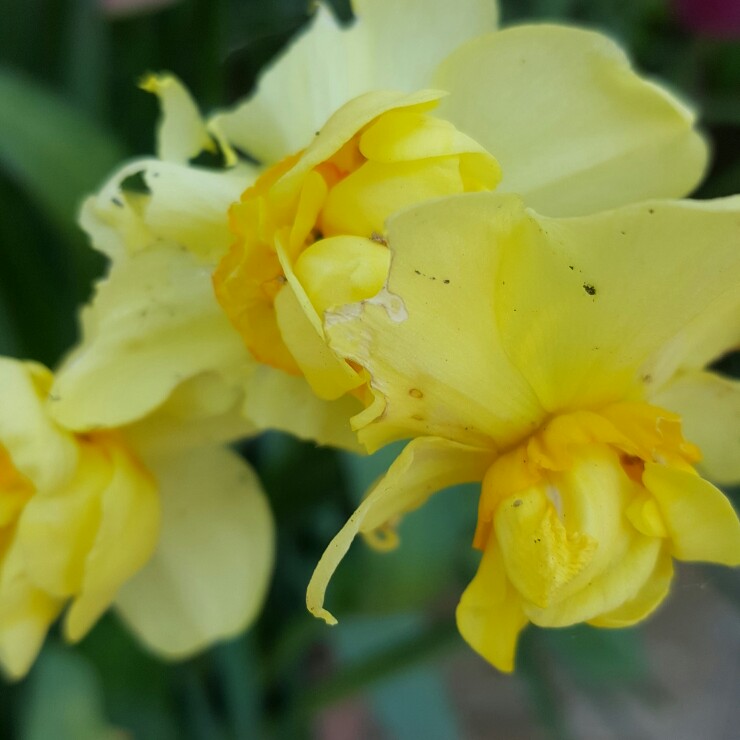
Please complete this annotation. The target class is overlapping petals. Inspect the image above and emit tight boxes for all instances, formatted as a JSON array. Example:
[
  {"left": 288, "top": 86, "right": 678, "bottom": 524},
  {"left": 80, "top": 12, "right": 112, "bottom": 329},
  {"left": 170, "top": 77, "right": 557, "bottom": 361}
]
[{"left": 309, "top": 192, "right": 740, "bottom": 670}]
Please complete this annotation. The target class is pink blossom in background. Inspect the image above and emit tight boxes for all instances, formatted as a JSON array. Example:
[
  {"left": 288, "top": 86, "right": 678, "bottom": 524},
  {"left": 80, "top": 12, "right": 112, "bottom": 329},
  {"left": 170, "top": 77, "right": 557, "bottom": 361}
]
[
  {"left": 101, "top": 0, "right": 180, "bottom": 17},
  {"left": 674, "top": 0, "right": 740, "bottom": 38}
]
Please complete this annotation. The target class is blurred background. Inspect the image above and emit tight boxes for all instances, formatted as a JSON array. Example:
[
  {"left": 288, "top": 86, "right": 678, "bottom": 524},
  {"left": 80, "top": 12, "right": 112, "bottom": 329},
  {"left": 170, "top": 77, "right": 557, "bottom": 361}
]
[{"left": 0, "top": 0, "right": 739, "bottom": 738}]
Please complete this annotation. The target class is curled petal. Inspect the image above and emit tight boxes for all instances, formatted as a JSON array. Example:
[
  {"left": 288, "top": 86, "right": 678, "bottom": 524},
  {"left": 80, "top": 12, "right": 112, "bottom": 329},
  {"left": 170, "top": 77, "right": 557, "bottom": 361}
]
[
  {"left": 456, "top": 541, "right": 527, "bottom": 673},
  {"left": 643, "top": 463, "right": 740, "bottom": 566},
  {"left": 307, "top": 437, "right": 492, "bottom": 624}
]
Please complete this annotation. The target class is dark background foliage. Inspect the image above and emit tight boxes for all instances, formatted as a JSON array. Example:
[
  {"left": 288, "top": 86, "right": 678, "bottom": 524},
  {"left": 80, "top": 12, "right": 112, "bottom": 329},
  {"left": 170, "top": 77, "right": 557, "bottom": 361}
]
[{"left": 0, "top": 1, "right": 738, "bottom": 738}]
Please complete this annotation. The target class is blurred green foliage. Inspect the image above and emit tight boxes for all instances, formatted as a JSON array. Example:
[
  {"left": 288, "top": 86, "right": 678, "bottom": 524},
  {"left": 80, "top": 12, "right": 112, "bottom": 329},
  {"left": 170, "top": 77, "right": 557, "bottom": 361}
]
[{"left": 0, "top": 1, "right": 738, "bottom": 738}]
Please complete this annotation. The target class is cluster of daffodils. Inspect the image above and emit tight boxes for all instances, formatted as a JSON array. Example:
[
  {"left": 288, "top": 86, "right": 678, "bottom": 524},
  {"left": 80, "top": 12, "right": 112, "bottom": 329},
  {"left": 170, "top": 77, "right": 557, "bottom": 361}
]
[{"left": 2, "top": 0, "right": 738, "bottom": 679}]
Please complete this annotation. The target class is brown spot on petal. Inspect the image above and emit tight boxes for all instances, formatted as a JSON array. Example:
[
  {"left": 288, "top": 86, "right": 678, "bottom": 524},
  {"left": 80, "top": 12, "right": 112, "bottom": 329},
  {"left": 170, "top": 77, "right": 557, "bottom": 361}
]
[{"left": 409, "top": 388, "right": 424, "bottom": 399}]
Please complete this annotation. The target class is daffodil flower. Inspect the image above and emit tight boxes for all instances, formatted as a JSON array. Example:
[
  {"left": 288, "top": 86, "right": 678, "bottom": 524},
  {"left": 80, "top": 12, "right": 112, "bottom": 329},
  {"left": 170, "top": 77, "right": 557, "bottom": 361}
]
[
  {"left": 53, "top": 73, "right": 362, "bottom": 453},
  {"left": 210, "top": 0, "right": 706, "bottom": 409},
  {"left": 0, "top": 358, "right": 273, "bottom": 679},
  {"left": 306, "top": 192, "right": 740, "bottom": 672}
]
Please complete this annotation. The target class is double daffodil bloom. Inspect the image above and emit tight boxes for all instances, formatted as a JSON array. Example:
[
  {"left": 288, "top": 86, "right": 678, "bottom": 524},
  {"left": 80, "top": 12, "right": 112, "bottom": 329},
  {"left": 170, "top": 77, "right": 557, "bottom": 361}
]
[
  {"left": 306, "top": 193, "right": 740, "bottom": 671},
  {"left": 214, "top": 91, "right": 500, "bottom": 400},
  {"left": 54, "top": 73, "right": 362, "bottom": 453},
  {"left": 210, "top": 0, "right": 706, "bottom": 408},
  {"left": 0, "top": 358, "right": 273, "bottom": 679}
]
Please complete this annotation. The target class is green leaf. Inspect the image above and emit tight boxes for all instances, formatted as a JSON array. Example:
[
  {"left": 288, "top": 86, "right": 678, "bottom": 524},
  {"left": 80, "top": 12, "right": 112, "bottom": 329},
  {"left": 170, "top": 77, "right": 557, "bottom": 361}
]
[
  {"left": 19, "top": 646, "right": 120, "bottom": 740},
  {"left": 0, "top": 66, "right": 125, "bottom": 240}
]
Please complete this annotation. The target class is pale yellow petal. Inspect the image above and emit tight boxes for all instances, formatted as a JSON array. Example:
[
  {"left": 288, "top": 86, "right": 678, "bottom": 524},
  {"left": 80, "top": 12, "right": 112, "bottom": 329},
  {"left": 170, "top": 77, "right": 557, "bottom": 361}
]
[
  {"left": 210, "top": 0, "right": 497, "bottom": 163},
  {"left": 652, "top": 370, "right": 740, "bottom": 485},
  {"left": 79, "top": 161, "right": 156, "bottom": 260},
  {"left": 51, "top": 244, "right": 252, "bottom": 430},
  {"left": 0, "top": 547, "right": 62, "bottom": 680},
  {"left": 139, "top": 160, "right": 255, "bottom": 261},
  {"left": 115, "top": 446, "right": 273, "bottom": 659},
  {"left": 242, "top": 366, "right": 364, "bottom": 452},
  {"left": 64, "top": 437, "right": 159, "bottom": 641},
  {"left": 326, "top": 194, "right": 543, "bottom": 453},
  {"left": 0, "top": 359, "right": 77, "bottom": 491},
  {"left": 495, "top": 195, "right": 740, "bottom": 412},
  {"left": 456, "top": 541, "right": 527, "bottom": 673},
  {"left": 643, "top": 463, "right": 740, "bottom": 566},
  {"left": 123, "top": 371, "right": 257, "bottom": 458},
  {"left": 435, "top": 25, "right": 707, "bottom": 216},
  {"left": 16, "top": 445, "right": 111, "bottom": 598},
  {"left": 307, "top": 437, "right": 492, "bottom": 624},
  {"left": 274, "top": 248, "right": 363, "bottom": 401},
  {"left": 140, "top": 73, "right": 212, "bottom": 163}
]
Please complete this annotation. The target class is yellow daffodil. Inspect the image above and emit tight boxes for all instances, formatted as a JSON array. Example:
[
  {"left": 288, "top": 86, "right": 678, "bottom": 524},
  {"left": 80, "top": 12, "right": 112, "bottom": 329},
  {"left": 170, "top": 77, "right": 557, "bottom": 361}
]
[
  {"left": 306, "top": 192, "right": 740, "bottom": 672},
  {"left": 214, "top": 90, "right": 500, "bottom": 400},
  {"left": 209, "top": 0, "right": 706, "bottom": 409},
  {"left": 0, "top": 357, "right": 273, "bottom": 679},
  {"left": 53, "top": 72, "right": 362, "bottom": 452}
]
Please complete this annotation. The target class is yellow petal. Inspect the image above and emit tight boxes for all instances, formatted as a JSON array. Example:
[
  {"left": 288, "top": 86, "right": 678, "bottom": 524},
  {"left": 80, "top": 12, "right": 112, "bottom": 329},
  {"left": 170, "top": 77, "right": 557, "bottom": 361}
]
[
  {"left": 209, "top": 0, "right": 497, "bottom": 163},
  {"left": 294, "top": 236, "right": 390, "bottom": 317},
  {"left": 0, "top": 547, "right": 62, "bottom": 681},
  {"left": 325, "top": 194, "right": 543, "bottom": 453},
  {"left": 494, "top": 487, "right": 597, "bottom": 609},
  {"left": 124, "top": 372, "right": 257, "bottom": 459},
  {"left": 643, "top": 463, "right": 740, "bottom": 566},
  {"left": 80, "top": 157, "right": 255, "bottom": 263},
  {"left": 140, "top": 73, "right": 213, "bottom": 163},
  {"left": 115, "top": 446, "right": 273, "bottom": 659},
  {"left": 307, "top": 437, "right": 492, "bottom": 624},
  {"left": 435, "top": 25, "right": 707, "bottom": 216},
  {"left": 494, "top": 195, "right": 740, "bottom": 411},
  {"left": 513, "top": 449, "right": 663, "bottom": 627},
  {"left": 526, "top": 533, "right": 662, "bottom": 628},
  {"left": 51, "top": 244, "right": 252, "bottom": 430},
  {"left": 242, "top": 366, "right": 364, "bottom": 452},
  {"left": 652, "top": 370, "right": 740, "bottom": 485},
  {"left": 16, "top": 444, "right": 111, "bottom": 598},
  {"left": 320, "top": 158, "right": 474, "bottom": 238},
  {"left": 456, "top": 541, "right": 527, "bottom": 673},
  {"left": 274, "top": 278, "right": 363, "bottom": 400},
  {"left": 0, "top": 359, "right": 77, "bottom": 491},
  {"left": 64, "top": 435, "right": 159, "bottom": 641},
  {"left": 139, "top": 160, "right": 255, "bottom": 261},
  {"left": 588, "top": 551, "right": 673, "bottom": 628}
]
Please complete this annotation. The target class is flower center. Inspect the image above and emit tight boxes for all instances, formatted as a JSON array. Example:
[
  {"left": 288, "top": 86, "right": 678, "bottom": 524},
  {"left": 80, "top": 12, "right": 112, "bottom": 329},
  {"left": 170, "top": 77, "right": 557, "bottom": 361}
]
[
  {"left": 474, "top": 402, "right": 700, "bottom": 612},
  {"left": 213, "top": 95, "right": 500, "bottom": 378}
]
